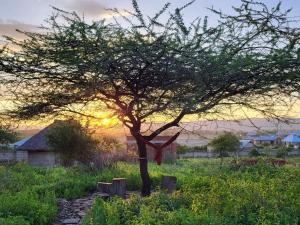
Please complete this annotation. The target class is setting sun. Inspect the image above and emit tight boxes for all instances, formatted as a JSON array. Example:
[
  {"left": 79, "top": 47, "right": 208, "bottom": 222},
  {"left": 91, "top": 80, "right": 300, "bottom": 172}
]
[{"left": 99, "top": 117, "right": 117, "bottom": 127}]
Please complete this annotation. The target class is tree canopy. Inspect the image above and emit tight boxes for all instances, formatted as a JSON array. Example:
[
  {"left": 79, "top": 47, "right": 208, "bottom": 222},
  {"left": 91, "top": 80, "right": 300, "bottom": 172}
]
[
  {"left": 0, "top": 1, "right": 299, "bottom": 123},
  {"left": 0, "top": 0, "right": 299, "bottom": 195},
  {"left": 0, "top": 124, "right": 18, "bottom": 147},
  {"left": 210, "top": 132, "right": 240, "bottom": 163}
]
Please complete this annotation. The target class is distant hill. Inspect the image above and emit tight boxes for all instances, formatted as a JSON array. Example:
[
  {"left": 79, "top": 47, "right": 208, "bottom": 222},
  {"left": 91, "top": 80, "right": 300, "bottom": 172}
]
[
  {"left": 179, "top": 118, "right": 300, "bottom": 133},
  {"left": 15, "top": 118, "right": 300, "bottom": 146},
  {"left": 141, "top": 118, "right": 300, "bottom": 146},
  {"left": 139, "top": 118, "right": 300, "bottom": 134}
]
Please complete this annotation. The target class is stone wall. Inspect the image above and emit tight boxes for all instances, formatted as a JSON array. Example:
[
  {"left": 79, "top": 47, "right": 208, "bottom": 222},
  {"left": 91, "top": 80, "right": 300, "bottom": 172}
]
[
  {"left": 28, "top": 151, "right": 60, "bottom": 167},
  {"left": 0, "top": 150, "right": 28, "bottom": 163}
]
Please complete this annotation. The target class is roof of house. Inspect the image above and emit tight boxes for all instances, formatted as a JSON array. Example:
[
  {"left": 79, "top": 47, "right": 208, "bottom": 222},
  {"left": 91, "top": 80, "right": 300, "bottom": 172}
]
[
  {"left": 17, "top": 125, "right": 53, "bottom": 151},
  {"left": 17, "top": 121, "right": 66, "bottom": 151},
  {"left": 240, "top": 140, "right": 254, "bottom": 148},
  {"left": 282, "top": 134, "right": 300, "bottom": 143},
  {"left": 253, "top": 135, "right": 277, "bottom": 141},
  {"left": 288, "top": 132, "right": 300, "bottom": 136},
  {"left": 10, "top": 137, "right": 31, "bottom": 148}
]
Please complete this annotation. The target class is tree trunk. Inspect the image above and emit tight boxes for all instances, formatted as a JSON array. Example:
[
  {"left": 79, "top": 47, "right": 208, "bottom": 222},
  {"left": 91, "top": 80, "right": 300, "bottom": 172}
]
[
  {"left": 136, "top": 138, "right": 151, "bottom": 196},
  {"left": 235, "top": 151, "right": 239, "bottom": 164},
  {"left": 220, "top": 151, "right": 223, "bottom": 165}
]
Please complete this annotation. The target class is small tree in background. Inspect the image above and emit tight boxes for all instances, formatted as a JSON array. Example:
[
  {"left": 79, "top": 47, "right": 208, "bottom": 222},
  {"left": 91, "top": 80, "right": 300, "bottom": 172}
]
[
  {"left": 210, "top": 132, "right": 240, "bottom": 164},
  {"left": 97, "top": 136, "right": 123, "bottom": 153},
  {"left": 276, "top": 145, "right": 292, "bottom": 159},
  {"left": 0, "top": 124, "right": 18, "bottom": 150},
  {"left": 46, "top": 120, "right": 98, "bottom": 166}
]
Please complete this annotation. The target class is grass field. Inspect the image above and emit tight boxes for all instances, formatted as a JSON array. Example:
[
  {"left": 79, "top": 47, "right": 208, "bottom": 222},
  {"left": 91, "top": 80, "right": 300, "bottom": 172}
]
[{"left": 0, "top": 158, "right": 300, "bottom": 225}]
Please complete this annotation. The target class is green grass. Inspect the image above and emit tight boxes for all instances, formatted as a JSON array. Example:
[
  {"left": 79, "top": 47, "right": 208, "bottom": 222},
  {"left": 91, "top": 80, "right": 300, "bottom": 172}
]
[
  {"left": 85, "top": 158, "right": 300, "bottom": 225},
  {"left": 0, "top": 158, "right": 299, "bottom": 225}
]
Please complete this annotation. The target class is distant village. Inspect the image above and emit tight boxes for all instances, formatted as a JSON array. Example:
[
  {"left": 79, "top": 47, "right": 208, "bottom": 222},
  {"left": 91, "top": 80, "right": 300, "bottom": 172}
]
[
  {"left": 1, "top": 119, "right": 300, "bottom": 167},
  {"left": 238, "top": 131, "right": 300, "bottom": 155}
]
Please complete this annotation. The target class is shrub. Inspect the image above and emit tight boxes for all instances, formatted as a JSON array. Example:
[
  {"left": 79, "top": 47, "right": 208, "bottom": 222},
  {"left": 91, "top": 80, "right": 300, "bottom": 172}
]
[
  {"left": 192, "top": 145, "right": 207, "bottom": 152},
  {"left": 276, "top": 146, "right": 292, "bottom": 158},
  {"left": 249, "top": 149, "right": 260, "bottom": 157},
  {"left": 177, "top": 145, "right": 190, "bottom": 154},
  {"left": 46, "top": 120, "right": 99, "bottom": 166},
  {"left": 0, "top": 216, "right": 30, "bottom": 225}
]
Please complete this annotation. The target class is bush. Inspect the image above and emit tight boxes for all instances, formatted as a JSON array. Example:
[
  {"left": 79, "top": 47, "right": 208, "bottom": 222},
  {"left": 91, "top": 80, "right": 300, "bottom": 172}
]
[
  {"left": 276, "top": 146, "right": 292, "bottom": 158},
  {"left": 46, "top": 120, "right": 99, "bottom": 166},
  {"left": 249, "top": 149, "right": 260, "bottom": 157},
  {"left": 192, "top": 145, "right": 207, "bottom": 152},
  {"left": 0, "top": 216, "right": 30, "bottom": 225},
  {"left": 177, "top": 145, "right": 190, "bottom": 154}
]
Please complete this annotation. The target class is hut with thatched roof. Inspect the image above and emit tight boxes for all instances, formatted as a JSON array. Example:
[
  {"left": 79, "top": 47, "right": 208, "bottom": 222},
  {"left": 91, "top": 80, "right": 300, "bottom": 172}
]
[{"left": 17, "top": 122, "right": 61, "bottom": 167}]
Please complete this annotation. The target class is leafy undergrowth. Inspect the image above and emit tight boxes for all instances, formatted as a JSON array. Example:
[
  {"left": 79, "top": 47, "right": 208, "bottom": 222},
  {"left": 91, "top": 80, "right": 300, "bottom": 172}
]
[
  {"left": 0, "top": 158, "right": 300, "bottom": 225},
  {"left": 84, "top": 159, "right": 300, "bottom": 225},
  {"left": 0, "top": 163, "right": 142, "bottom": 225}
]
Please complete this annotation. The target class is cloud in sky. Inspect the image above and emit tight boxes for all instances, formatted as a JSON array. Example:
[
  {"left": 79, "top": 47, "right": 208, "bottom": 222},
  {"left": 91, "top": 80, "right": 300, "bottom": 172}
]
[
  {"left": 0, "top": 0, "right": 130, "bottom": 43},
  {"left": 58, "top": 0, "right": 131, "bottom": 19},
  {"left": 61, "top": 0, "right": 106, "bottom": 16}
]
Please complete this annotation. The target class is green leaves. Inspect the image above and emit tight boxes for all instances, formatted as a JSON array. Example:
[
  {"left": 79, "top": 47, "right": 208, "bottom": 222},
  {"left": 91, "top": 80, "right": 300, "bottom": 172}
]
[
  {"left": 0, "top": 0, "right": 299, "bottom": 130},
  {"left": 46, "top": 120, "right": 98, "bottom": 166},
  {"left": 210, "top": 132, "right": 240, "bottom": 153},
  {"left": 0, "top": 124, "right": 18, "bottom": 146}
]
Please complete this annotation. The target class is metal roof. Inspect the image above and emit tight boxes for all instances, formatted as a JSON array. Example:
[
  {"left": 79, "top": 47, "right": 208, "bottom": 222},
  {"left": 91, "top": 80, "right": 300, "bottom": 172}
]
[
  {"left": 282, "top": 134, "right": 300, "bottom": 143},
  {"left": 240, "top": 139, "right": 254, "bottom": 148},
  {"left": 254, "top": 135, "right": 277, "bottom": 141},
  {"left": 10, "top": 137, "right": 31, "bottom": 148}
]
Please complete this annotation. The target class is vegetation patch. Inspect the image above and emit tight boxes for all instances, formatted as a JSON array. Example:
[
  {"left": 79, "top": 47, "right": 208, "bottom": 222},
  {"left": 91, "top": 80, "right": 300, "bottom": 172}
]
[
  {"left": 84, "top": 159, "right": 300, "bottom": 225},
  {"left": 0, "top": 159, "right": 299, "bottom": 225}
]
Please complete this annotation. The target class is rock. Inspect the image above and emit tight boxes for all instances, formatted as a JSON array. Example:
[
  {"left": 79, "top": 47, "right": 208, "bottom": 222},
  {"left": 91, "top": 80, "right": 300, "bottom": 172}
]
[
  {"left": 78, "top": 211, "right": 86, "bottom": 217},
  {"left": 161, "top": 176, "right": 177, "bottom": 193},
  {"left": 62, "top": 218, "right": 80, "bottom": 224}
]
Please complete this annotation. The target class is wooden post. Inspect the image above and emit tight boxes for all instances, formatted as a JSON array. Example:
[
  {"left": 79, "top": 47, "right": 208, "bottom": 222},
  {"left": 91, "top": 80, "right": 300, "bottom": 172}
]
[
  {"left": 97, "top": 182, "right": 113, "bottom": 194},
  {"left": 161, "top": 176, "right": 177, "bottom": 193},
  {"left": 112, "top": 178, "right": 126, "bottom": 198}
]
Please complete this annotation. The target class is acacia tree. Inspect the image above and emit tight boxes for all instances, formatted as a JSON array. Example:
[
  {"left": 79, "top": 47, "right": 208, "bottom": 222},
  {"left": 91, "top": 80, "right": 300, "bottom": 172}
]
[{"left": 0, "top": 0, "right": 299, "bottom": 195}]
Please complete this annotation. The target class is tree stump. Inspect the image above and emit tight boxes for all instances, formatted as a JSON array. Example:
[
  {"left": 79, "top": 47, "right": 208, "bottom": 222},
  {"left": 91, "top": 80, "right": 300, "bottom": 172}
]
[
  {"left": 112, "top": 178, "right": 126, "bottom": 198},
  {"left": 97, "top": 182, "right": 113, "bottom": 194},
  {"left": 161, "top": 176, "right": 177, "bottom": 193}
]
